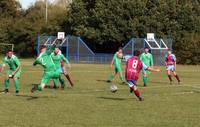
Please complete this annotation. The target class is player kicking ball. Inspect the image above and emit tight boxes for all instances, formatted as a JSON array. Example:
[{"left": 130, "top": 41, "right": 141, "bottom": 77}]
[
  {"left": 0, "top": 50, "right": 21, "bottom": 94},
  {"left": 165, "top": 49, "right": 180, "bottom": 84},
  {"left": 31, "top": 44, "right": 60, "bottom": 92},
  {"left": 107, "top": 47, "right": 125, "bottom": 83},
  {"left": 124, "top": 50, "right": 160, "bottom": 101}
]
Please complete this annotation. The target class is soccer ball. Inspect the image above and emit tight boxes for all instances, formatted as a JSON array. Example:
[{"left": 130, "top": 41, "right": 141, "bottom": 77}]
[{"left": 110, "top": 84, "right": 118, "bottom": 93}]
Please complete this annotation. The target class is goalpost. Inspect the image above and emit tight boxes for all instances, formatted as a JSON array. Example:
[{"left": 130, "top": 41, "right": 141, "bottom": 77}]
[
  {"left": 122, "top": 33, "right": 172, "bottom": 65},
  {"left": 0, "top": 43, "right": 14, "bottom": 51}
]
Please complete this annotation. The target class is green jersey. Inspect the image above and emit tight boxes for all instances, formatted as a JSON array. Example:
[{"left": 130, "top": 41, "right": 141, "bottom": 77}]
[
  {"left": 51, "top": 51, "right": 69, "bottom": 69},
  {"left": 33, "top": 45, "right": 56, "bottom": 72},
  {"left": 113, "top": 53, "right": 122, "bottom": 67},
  {"left": 140, "top": 53, "right": 153, "bottom": 66},
  {"left": 3, "top": 55, "right": 20, "bottom": 70}
]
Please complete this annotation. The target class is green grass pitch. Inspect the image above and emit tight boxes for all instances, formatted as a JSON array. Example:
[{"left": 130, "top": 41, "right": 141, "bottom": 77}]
[{"left": 0, "top": 59, "right": 199, "bottom": 127}]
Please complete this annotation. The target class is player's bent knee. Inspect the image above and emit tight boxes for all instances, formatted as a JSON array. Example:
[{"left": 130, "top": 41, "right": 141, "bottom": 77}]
[
  {"left": 41, "top": 84, "right": 45, "bottom": 89},
  {"left": 133, "top": 86, "right": 137, "bottom": 91}
]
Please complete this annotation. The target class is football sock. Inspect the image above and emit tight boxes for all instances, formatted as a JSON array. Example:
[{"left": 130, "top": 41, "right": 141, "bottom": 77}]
[
  {"left": 134, "top": 89, "right": 141, "bottom": 98},
  {"left": 59, "top": 77, "right": 65, "bottom": 88},
  {"left": 53, "top": 79, "right": 59, "bottom": 88},
  {"left": 131, "top": 86, "right": 141, "bottom": 98},
  {"left": 37, "top": 85, "right": 42, "bottom": 91},
  {"left": 65, "top": 74, "right": 74, "bottom": 87},
  {"left": 120, "top": 76, "right": 124, "bottom": 81},
  {"left": 108, "top": 74, "right": 114, "bottom": 81},
  {"left": 143, "top": 76, "right": 148, "bottom": 86},
  {"left": 4, "top": 80, "right": 10, "bottom": 90},
  {"left": 14, "top": 80, "right": 19, "bottom": 91},
  {"left": 175, "top": 75, "right": 180, "bottom": 82},
  {"left": 168, "top": 75, "right": 172, "bottom": 82}
]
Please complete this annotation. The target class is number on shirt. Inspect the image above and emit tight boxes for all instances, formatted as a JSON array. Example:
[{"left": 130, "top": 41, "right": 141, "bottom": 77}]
[
  {"left": 132, "top": 60, "right": 138, "bottom": 69},
  {"left": 39, "top": 58, "right": 46, "bottom": 65}
]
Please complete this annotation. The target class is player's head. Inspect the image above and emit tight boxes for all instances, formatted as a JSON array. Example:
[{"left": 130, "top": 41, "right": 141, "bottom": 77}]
[
  {"left": 54, "top": 47, "right": 60, "bottom": 54},
  {"left": 118, "top": 47, "right": 123, "bottom": 53},
  {"left": 134, "top": 49, "right": 141, "bottom": 57},
  {"left": 168, "top": 49, "right": 172, "bottom": 55},
  {"left": 40, "top": 45, "right": 46, "bottom": 53},
  {"left": 144, "top": 47, "right": 149, "bottom": 53},
  {"left": 7, "top": 50, "right": 13, "bottom": 58}
]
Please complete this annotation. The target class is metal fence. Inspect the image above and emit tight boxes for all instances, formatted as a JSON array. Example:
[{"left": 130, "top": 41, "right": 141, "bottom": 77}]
[
  {"left": 37, "top": 35, "right": 172, "bottom": 65},
  {"left": 122, "top": 38, "right": 173, "bottom": 65}
]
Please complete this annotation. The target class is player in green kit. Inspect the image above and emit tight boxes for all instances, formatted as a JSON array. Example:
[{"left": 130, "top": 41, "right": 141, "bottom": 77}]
[
  {"left": 31, "top": 44, "right": 60, "bottom": 92},
  {"left": 139, "top": 47, "right": 154, "bottom": 87},
  {"left": 51, "top": 47, "right": 72, "bottom": 88},
  {"left": 0, "top": 50, "right": 21, "bottom": 94},
  {"left": 107, "top": 47, "right": 124, "bottom": 83}
]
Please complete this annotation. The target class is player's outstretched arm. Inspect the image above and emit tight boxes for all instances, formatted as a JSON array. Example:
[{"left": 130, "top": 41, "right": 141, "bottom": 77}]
[
  {"left": 147, "top": 67, "right": 160, "bottom": 72},
  {"left": 33, "top": 59, "right": 39, "bottom": 66}
]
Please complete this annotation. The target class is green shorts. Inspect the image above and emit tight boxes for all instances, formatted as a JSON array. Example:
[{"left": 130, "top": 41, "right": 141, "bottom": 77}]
[
  {"left": 6, "top": 69, "right": 21, "bottom": 78},
  {"left": 41, "top": 71, "right": 60, "bottom": 85},
  {"left": 115, "top": 66, "right": 122, "bottom": 73}
]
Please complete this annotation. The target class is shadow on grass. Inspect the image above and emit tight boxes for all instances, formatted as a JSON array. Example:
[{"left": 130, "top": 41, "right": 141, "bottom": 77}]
[
  {"left": 149, "top": 81, "right": 169, "bottom": 84},
  {"left": 16, "top": 93, "right": 57, "bottom": 101},
  {"left": 16, "top": 94, "right": 39, "bottom": 101},
  {"left": 97, "top": 96, "right": 126, "bottom": 101},
  {"left": 96, "top": 79, "right": 108, "bottom": 83}
]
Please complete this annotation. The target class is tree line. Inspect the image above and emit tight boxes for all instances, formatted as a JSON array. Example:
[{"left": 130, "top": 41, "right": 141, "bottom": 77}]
[{"left": 0, "top": 0, "right": 199, "bottom": 64}]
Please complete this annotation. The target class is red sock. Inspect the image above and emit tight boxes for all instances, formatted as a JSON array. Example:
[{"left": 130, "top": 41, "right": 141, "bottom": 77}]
[
  {"left": 175, "top": 75, "right": 180, "bottom": 82},
  {"left": 168, "top": 75, "right": 172, "bottom": 82},
  {"left": 133, "top": 89, "right": 141, "bottom": 98}
]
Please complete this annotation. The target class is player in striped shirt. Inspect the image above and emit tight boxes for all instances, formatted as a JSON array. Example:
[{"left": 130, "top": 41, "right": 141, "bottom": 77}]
[
  {"left": 125, "top": 50, "right": 160, "bottom": 101},
  {"left": 165, "top": 49, "right": 180, "bottom": 84}
]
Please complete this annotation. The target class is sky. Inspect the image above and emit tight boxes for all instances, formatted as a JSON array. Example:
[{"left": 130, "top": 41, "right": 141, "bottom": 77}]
[{"left": 18, "top": 0, "right": 37, "bottom": 9}]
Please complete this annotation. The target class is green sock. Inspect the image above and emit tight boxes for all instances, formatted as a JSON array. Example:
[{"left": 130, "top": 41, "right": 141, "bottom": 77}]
[
  {"left": 59, "top": 77, "right": 65, "bottom": 88},
  {"left": 4, "top": 80, "right": 10, "bottom": 89},
  {"left": 53, "top": 79, "right": 59, "bottom": 88},
  {"left": 143, "top": 76, "right": 148, "bottom": 86},
  {"left": 37, "top": 85, "right": 42, "bottom": 91},
  {"left": 146, "top": 77, "right": 149, "bottom": 83},
  {"left": 14, "top": 80, "right": 19, "bottom": 91},
  {"left": 120, "top": 76, "right": 124, "bottom": 82},
  {"left": 108, "top": 75, "right": 114, "bottom": 81}
]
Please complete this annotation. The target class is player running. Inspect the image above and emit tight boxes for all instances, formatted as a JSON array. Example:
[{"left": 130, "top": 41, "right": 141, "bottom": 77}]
[
  {"left": 165, "top": 49, "right": 180, "bottom": 84},
  {"left": 140, "top": 47, "right": 154, "bottom": 87},
  {"left": 0, "top": 50, "right": 21, "bottom": 94},
  {"left": 51, "top": 47, "right": 74, "bottom": 88},
  {"left": 31, "top": 44, "right": 60, "bottom": 92},
  {"left": 125, "top": 50, "right": 160, "bottom": 101},
  {"left": 107, "top": 47, "right": 124, "bottom": 83}
]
